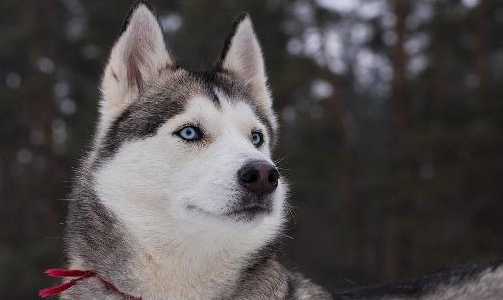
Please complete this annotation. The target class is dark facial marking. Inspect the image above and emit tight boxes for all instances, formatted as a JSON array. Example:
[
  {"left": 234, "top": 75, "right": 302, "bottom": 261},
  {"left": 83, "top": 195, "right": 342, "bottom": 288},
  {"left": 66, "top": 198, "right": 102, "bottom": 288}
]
[
  {"left": 95, "top": 72, "right": 196, "bottom": 166},
  {"left": 189, "top": 70, "right": 221, "bottom": 107},
  {"left": 186, "top": 68, "right": 272, "bottom": 134},
  {"left": 97, "top": 98, "right": 183, "bottom": 164}
]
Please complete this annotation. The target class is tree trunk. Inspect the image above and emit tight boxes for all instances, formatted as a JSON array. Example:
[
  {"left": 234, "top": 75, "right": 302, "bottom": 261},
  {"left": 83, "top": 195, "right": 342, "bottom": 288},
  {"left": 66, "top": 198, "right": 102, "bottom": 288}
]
[{"left": 474, "top": 0, "right": 486, "bottom": 104}]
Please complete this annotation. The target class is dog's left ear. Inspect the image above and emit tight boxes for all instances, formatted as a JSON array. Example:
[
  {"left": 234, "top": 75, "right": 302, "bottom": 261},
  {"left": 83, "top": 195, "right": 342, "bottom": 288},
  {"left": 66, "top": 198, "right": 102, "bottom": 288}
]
[
  {"left": 101, "top": 2, "right": 172, "bottom": 119},
  {"left": 218, "top": 14, "right": 272, "bottom": 110}
]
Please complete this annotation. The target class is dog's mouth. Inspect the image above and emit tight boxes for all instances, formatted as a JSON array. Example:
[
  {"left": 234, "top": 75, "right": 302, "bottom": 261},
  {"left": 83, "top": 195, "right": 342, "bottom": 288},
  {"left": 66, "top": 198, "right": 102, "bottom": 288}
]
[
  {"left": 225, "top": 204, "right": 271, "bottom": 220},
  {"left": 224, "top": 193, "right": 274, "bottom": 221},
  {"left": 187, "top": 194, "right": 274, "bottom": 222},
  {"left": 223, "top": 195, "right": 273, "bottom": 222}
]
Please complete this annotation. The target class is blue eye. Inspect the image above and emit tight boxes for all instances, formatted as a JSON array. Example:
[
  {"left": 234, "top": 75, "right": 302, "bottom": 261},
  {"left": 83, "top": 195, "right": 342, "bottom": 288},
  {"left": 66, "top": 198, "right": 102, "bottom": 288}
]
[
  {"left": 251, "top": 131, "right": 263, "bottom": 147},
  {"left": 176, "top": 126, "right": 201, "bottom": 141}
]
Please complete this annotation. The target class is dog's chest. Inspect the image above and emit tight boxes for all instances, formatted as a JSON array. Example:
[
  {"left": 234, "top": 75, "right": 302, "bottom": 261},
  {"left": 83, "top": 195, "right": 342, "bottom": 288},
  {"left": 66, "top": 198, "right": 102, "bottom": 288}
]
[{"left": 132, "top": 250, "right": 244, "bottom": 300}]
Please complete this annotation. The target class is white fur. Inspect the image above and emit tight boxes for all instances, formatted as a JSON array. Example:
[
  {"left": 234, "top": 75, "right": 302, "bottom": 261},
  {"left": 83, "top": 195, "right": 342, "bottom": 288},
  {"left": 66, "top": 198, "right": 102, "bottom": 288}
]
[{"left": 93, "top": 93, "right": 286, "bottom": 299}]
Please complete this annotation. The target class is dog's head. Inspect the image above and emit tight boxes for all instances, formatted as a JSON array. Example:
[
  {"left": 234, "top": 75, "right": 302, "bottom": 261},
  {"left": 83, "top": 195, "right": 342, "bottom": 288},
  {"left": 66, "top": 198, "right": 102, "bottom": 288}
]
[{"left": 91, "top": 3, "right": 286, "bottom": 248}]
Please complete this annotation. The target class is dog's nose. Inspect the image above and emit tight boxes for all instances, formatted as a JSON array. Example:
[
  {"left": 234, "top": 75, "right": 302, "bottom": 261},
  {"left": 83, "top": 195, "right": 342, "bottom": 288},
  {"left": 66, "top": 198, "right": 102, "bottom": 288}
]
[{"left": 238, "top": 161, "right": 279, "bottom": 197}]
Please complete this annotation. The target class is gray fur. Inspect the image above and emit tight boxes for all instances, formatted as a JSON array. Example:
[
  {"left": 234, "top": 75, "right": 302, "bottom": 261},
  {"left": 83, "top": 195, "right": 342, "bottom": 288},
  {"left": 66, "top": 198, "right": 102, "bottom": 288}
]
[
  {"left": 332, "top": 259, "right": 503, "bottom": 300},
  {"left": 64, "top": 159, "right": 139, "bottom": 299}
]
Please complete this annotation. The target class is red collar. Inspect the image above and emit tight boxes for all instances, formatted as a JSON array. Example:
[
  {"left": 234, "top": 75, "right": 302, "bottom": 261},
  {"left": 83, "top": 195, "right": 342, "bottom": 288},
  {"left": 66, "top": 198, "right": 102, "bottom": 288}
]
[{"left": 39, "top": 269, "right": 142, "bottom": 300}]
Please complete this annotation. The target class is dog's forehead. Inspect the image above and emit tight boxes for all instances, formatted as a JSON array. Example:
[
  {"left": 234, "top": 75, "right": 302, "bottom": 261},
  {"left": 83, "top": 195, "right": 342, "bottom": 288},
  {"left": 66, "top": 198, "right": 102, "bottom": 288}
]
[
  {"left": 153, "top": 68, "right": 274, "bottom": 135},
  {"left": 148, "top": 68, "right": 251, "bottom": 108}
]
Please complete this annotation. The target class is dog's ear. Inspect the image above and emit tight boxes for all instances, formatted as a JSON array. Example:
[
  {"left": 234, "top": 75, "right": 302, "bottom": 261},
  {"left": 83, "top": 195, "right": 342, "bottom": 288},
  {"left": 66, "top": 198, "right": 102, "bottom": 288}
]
[
  {"left": 218, "top": 13, "right": 272, "bottom": 110},
  {"left": 100, "top": 2, "right": 171, "bottom": 118}
]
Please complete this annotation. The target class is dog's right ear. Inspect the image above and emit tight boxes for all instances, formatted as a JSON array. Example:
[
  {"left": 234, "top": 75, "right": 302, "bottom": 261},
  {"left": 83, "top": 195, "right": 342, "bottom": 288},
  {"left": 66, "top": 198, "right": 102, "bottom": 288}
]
[
  {"left": 100, "top": 2, "right": 171, "bottom": 119},
  {"left": 217, "top": 13, "right": 273, "bottom": 115}
]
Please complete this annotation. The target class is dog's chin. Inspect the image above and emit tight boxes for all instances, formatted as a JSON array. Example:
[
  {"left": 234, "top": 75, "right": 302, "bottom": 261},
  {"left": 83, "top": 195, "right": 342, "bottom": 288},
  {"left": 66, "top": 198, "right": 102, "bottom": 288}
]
[
  {"left": 224, "top": 204, "right": 271, "bottom": 222},
  {"left": 187, "top": 194, "right": 275, "bottom": 223}
]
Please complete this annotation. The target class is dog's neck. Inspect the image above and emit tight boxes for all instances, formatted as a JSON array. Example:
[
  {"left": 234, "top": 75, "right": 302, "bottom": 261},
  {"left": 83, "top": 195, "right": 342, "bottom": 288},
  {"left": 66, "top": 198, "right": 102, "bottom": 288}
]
[
  {"left": 129, "top": 238, "right": 250, "bottom": 299},
  {"left": 69, "top": 212, "right": 257, "bottom": 299},
  {"left": 66, "top": 180, "right": 283, "bottom": 300}
]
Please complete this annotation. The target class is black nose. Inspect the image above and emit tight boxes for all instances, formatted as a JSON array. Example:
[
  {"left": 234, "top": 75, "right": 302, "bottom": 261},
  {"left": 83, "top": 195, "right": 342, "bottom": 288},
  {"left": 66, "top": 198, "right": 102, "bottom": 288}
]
[{"left": 238, "top": 161, "right": 279, "bottom": 197}]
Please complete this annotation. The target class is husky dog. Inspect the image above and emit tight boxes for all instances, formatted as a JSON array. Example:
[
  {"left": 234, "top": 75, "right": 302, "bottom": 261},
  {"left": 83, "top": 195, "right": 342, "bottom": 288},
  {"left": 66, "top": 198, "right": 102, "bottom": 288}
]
[
  {"left": 62, "top": 1, "right": 329, "bottom": 299},
  {"left": 58, "top": 1, "right": 503, "bottom": 299}
]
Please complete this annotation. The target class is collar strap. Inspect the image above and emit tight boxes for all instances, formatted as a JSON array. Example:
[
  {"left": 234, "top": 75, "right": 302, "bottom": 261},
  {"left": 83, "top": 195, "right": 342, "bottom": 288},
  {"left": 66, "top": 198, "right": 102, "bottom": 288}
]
[{"left": 39, "top": 269, "right": 142, "bottom": 300}]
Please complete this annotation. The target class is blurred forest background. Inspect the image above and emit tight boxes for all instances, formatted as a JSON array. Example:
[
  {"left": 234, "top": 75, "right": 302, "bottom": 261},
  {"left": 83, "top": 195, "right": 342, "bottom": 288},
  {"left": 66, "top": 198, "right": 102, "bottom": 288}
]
[{"left": 1, "top": 0, "right": 503, "bottom": 298}]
